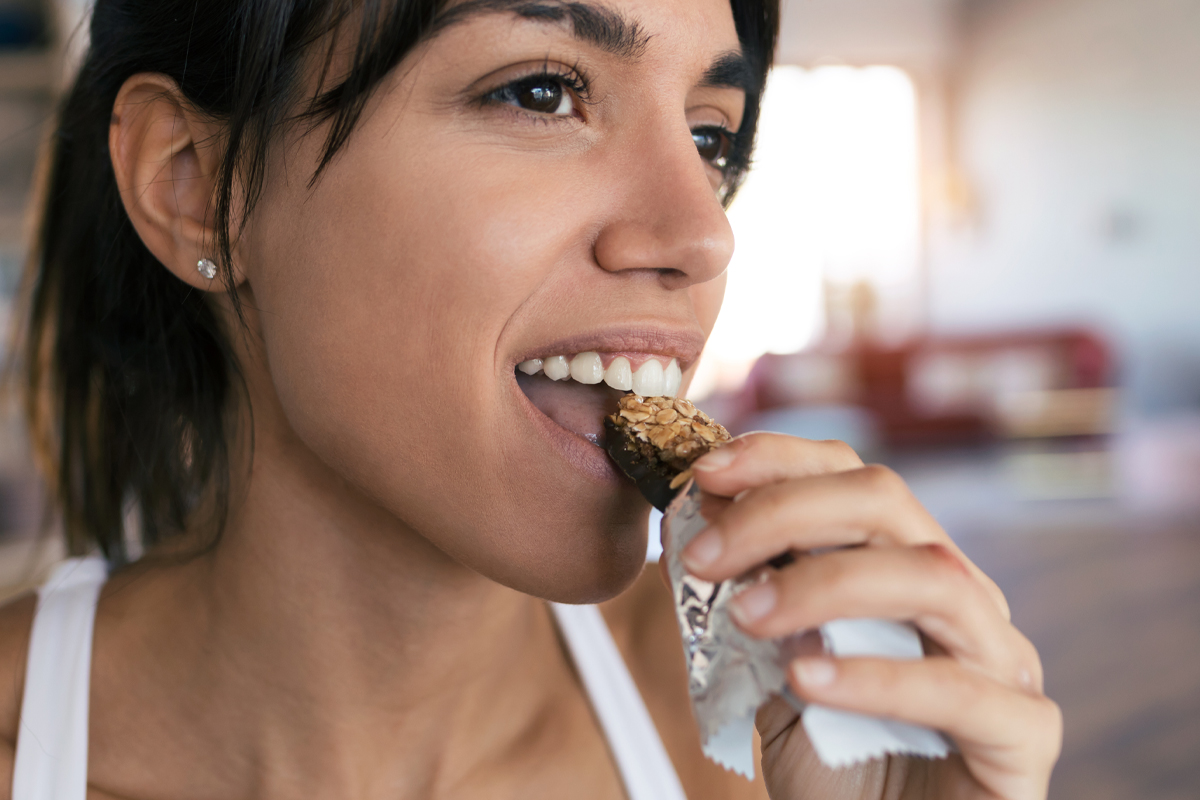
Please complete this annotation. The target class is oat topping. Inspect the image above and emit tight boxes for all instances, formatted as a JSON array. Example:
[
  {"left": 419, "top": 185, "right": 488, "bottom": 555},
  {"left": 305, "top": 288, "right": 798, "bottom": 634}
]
[
  {"left": 610, "top": 395, "right": 732, "bottom": 469},
  {"left": 604, "top": 394, "right": 733, "bottom": 510}
]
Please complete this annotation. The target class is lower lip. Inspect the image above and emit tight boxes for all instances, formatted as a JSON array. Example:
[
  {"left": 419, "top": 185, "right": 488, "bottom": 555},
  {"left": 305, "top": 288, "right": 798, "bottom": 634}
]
[{"left": 512, "top": 377, "right": 626, "bottom": 484}]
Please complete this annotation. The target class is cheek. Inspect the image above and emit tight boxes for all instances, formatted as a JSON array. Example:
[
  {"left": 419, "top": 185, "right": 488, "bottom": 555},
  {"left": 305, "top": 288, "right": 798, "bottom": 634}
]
[
  {"left": 253, "top": 128, "right": 574, "bottom": 397},
  {"left": 234, "top": 120, "right": 646, "bottom": 601}
]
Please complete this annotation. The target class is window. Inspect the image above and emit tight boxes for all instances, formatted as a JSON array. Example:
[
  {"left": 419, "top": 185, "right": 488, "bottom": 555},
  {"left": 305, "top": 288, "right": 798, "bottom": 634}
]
[{"left": 693, "top": 65, "right": 920, "bottom": 397}]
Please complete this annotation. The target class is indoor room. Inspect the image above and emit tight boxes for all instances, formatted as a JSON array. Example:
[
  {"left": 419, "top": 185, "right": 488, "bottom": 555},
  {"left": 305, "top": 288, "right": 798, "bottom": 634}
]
[{"left": 0, "top": 0, "right": 1195, "bottom": 797}]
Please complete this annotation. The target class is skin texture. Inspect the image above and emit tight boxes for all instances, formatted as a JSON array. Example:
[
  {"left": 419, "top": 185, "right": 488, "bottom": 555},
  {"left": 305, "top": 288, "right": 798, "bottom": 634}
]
[{"left": 0, "top": 0, "right": 1060, "bottom": 797}]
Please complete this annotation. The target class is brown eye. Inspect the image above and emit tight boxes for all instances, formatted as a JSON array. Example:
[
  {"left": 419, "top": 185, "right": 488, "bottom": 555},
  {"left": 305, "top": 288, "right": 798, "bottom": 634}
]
[
  {"left": 517, "top": 78, "right": 564, "bottom": 113},
  {"left": 492, "top": 76, "right": 574, "bottom": 115},
  {"left": 693, "top": 127, "right": 732, "bottom": 169}
]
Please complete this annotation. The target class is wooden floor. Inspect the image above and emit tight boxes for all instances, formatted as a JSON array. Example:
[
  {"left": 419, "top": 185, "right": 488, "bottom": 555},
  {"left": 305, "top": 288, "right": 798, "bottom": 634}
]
[{"left": 959, "top": 520, "right": 1200, "bottom": 800}]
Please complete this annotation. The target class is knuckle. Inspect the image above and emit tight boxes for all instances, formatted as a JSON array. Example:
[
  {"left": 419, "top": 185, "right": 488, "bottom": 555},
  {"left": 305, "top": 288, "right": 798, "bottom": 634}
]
[
  {"left": 1016, "top": 636, "right": 1044, "bottom": 682},
  {"left": 918, "top": 542, "right": 971, "bottom": 583},
  {"left": 1039, "top": 695, "right": 1064, "bottom": 733},
  {"left": 820, "top": 439, "right": 863, "bottom": 470},
  {"left": 1029, "top": 697, "right": 1065, "bottom": 762},
  {"left": 919, "top": 552, "right": 988, "bottom": 619},
  {"left": 982, "top": 576, "right": 1013, "bottom": 622},
  {"left": 857, "top": 463, "right": 906, "bottom": 496},
  {"left": 1047, "top": 705, "right": 1065, "bottom": 759}
]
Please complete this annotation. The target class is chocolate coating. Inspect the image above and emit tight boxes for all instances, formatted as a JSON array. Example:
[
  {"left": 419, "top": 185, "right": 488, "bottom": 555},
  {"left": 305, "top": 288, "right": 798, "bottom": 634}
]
[{"left": 604, "top": 395, "right": 732, "bottom": 511}]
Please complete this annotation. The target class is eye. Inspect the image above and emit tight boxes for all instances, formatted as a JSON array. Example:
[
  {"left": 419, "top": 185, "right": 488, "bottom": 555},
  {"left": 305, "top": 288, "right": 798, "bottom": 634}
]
[
  {"left": 489, "top": 75, "right": 577, "bottom": 116},
  {"left": 692, "top": 126, "right": 733, "bottom": 170}
]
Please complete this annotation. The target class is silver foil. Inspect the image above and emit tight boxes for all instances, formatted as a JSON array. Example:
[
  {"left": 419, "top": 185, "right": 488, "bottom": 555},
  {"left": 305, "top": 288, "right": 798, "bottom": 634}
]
[
  {"left": 662, "top": 479, "right": 952, "bottom": 777},
  {"left": 663, "top": 481, "right": 788, "bottom": 777}
]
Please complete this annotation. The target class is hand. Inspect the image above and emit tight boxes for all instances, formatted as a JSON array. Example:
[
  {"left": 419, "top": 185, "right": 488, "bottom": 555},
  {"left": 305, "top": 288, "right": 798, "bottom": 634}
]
[{"left": 681, "top": 433, "right": 1062, "bottom": 800}]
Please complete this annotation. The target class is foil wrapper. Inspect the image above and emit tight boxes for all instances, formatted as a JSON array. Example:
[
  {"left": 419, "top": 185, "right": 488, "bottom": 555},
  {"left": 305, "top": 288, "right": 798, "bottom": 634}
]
[{"left": 662, "top": 480, "right": 953, "bottom": 778}]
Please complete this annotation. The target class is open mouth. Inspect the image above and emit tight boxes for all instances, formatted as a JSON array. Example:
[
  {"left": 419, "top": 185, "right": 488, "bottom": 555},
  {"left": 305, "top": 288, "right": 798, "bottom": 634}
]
[{"left": 515, "top": 351, "right": 684, "bottom": 447}]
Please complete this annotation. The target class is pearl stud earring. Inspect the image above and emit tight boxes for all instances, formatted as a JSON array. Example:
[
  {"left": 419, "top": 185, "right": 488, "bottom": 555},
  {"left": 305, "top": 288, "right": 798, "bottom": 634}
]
[{"left": 197, "top": 258, "right": 217, "bottom": 280}]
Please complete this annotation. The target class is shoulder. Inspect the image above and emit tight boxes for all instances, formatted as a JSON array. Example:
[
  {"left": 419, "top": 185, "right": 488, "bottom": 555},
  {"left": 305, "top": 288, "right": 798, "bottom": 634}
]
[
  {"left": 0, "top": 591, "right": 38, "bottom": 800},
  {"left": 601, "top": 565, "right": 769, "bottom": 800}
]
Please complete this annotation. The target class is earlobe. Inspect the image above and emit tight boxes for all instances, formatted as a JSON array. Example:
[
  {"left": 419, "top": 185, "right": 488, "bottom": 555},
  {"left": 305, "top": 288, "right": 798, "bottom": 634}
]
[{"left": 109, "top": 73, "right": 236, "bottom": 291}]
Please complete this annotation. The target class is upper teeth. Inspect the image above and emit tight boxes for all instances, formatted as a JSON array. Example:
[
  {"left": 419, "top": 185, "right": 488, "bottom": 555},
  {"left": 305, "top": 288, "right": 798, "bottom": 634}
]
[
  {"left": 569, "top": 352, "right": 605, "bottom": 384},
  {"left": 518, "top": 352, "right": 683, "bottom": 398}
]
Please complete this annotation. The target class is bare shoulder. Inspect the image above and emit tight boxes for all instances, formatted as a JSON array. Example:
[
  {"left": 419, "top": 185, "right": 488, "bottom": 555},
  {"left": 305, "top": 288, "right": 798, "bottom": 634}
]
[
  {"left": 0, "top": 591, "right": 37, "bottom": 800},
  {"left": 601, "top": 565, "right": 769, "bottom": 800}
]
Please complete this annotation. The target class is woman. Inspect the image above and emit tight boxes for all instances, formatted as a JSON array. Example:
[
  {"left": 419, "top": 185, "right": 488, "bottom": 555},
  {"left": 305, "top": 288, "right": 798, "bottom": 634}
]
[{"left": 0, "top": 0, "right": 1061, "bottom": 797}]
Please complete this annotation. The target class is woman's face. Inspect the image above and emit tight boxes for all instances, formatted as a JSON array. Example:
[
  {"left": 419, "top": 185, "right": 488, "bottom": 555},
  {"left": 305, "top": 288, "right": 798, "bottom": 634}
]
[{"left": 238, "top": 0, "right": 748, "bottom": 602}]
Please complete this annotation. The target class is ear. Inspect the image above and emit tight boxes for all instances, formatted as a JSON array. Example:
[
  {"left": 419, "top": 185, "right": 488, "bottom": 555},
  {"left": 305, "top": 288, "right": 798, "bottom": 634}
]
[{"left": 109, "top": 73, "right": 240, "bottom": 290}]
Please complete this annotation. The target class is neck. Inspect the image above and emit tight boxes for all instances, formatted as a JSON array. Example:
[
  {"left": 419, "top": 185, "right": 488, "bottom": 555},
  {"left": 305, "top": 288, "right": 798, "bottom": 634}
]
[{"left": 94, "top": 422, "right": 607, "bottom": 798}]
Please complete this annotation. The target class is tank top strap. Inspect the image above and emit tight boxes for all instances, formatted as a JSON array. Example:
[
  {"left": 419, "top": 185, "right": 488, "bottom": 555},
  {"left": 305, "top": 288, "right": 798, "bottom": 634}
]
[
  {"left": 9, "top": 561, "right": 683, "bottom": 799},
  {"left": 551, "top": 603, "right": 688, "bottom": 800},
  {"left": 12, "top": 556, "right": 109, "bottom": 800}
]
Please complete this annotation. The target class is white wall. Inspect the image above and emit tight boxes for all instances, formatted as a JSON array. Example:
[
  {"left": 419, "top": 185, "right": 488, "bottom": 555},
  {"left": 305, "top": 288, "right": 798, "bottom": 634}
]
[
  {"left": 929, "top": 0, "right": 1200, "bottom": 412},
  {"left": 778, "top": 0, "right": 959, "bottom": 68}
]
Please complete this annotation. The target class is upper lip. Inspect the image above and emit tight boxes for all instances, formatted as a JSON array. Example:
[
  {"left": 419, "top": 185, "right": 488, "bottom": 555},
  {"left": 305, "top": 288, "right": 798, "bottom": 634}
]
[{"left": 512, "top": 326, "right": 706, "bottom": 373}]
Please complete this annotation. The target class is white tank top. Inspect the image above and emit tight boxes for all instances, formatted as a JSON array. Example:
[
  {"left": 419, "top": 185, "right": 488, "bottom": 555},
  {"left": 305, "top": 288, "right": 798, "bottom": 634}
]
[{"left": 12, "top": 557, "right": 686, "bottom": 800}]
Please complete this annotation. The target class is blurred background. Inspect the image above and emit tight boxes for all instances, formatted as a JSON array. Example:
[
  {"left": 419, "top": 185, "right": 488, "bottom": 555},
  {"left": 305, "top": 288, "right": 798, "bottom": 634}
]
[
  {"left": 703, "top": 1, "right": 1200, "bottom": 797},
  {"left": 0, "top": 0, "right": 1195, "bottom": 797}
]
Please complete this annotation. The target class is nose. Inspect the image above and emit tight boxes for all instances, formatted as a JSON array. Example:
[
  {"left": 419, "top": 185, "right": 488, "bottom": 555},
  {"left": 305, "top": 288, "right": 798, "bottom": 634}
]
[{"left": 592, "top": 121, "right": 736, "bottom": 289}]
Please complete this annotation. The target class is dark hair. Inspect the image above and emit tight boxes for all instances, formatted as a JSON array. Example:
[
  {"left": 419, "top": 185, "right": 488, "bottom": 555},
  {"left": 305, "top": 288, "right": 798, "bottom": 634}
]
[{"left": 18, "top": 0, "right": 778, "bottom": 564}]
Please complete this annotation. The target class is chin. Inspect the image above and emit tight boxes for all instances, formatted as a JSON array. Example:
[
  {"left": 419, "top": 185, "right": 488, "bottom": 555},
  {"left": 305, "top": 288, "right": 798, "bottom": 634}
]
[
  {"left": 462, "top": 498, "right": 653, "bottom": 605},
  {"left": 478, "top": 342, "right": 700, "bottom": 604}
]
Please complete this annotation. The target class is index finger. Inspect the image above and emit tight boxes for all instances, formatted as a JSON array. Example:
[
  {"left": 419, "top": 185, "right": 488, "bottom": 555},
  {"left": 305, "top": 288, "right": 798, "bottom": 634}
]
[
  {"left": 690, "top": 433, "right": 863, "bottom": 498},
  {"left": 687, "top": 434, "right": 1010, "bottom": 621}
]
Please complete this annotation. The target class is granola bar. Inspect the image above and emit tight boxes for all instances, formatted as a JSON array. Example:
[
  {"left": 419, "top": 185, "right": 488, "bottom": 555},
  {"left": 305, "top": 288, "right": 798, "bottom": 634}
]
[{"left": 604, "top": 394, "right": 732, "bottom": 510}]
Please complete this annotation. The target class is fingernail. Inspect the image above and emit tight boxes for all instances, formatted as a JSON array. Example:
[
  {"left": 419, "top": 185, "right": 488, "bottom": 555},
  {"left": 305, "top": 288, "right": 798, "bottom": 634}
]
[
  {"left": 692, "top": 446, "right": 738, "bottom": 473},
  {"left": 731, "top": 582, "right": 777, "bottom": 624},
  {"left": 682, "top": 528, "right": 723, "bottom": 570},
  {"left": 793, "top": 658, "right": 837, "bottom": 688}
]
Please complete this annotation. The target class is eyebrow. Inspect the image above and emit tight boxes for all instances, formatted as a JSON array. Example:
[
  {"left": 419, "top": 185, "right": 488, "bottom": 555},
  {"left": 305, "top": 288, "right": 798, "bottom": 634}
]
[
  {"left": 433, "top": 0, "right": 653, "bottom": 59},
  {"left": 701, "top": 51, "right": 758, "bottom": 95}
]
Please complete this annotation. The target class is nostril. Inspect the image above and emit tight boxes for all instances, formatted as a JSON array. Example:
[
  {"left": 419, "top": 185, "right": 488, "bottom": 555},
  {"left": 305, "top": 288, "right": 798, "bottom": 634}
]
[{"left": 654, "top": 266, "right": 696, "bottom": 291}]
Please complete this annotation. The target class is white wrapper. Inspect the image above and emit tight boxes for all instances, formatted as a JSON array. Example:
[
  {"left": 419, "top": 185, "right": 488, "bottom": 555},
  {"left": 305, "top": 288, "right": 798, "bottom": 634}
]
[{"left": 662, "top": 481, "right": 953, "bottom": 778}]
